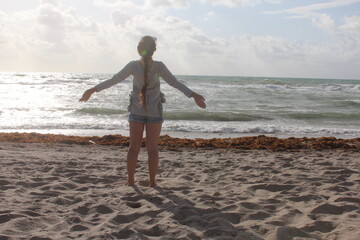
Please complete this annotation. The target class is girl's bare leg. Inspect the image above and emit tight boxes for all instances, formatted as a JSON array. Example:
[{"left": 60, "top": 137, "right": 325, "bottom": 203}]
[
  {"left": 145, "top": 123, "right": 162, "bottom": 187},
  {"left": 127, "top": 122, "right": 145, "bottom": 186}
]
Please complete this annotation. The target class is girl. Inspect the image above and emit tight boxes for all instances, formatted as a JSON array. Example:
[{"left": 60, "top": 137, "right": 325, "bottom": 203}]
[{"left": 79, "top": 36, "right": 206, "bottom": 187}]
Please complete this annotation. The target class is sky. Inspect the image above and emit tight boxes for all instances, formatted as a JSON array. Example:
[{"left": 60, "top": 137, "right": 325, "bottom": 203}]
[{"left": 0, "top": 0, "right": 360, "bottom": 79}]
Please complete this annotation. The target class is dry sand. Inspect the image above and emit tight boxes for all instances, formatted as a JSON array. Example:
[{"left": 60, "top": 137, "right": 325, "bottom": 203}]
[{"left": 0, "top": 142, "right": 360, "bottom": 240}]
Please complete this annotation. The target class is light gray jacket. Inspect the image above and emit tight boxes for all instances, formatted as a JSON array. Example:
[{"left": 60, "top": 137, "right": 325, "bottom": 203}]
[{"left": 94, "top": 60, "right": 193, "bottom": 117}]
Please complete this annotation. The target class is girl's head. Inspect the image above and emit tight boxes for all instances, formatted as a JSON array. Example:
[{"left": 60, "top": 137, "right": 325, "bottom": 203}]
[{"left": 137, "top": 36, "right": 157, "bottom": 59}]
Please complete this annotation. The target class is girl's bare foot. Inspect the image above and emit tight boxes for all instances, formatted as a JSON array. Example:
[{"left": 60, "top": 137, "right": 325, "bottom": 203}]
[
  {"left": 126, "top": 181, "right": 135, "bottom": 186},
  {"left": 138, "top": 180, "right": 156, "bottom": 187}
]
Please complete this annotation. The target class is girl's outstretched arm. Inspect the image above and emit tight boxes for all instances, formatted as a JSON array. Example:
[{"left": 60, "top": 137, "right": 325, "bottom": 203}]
[
  {"left": 191, "top": 92, "right": 207, "bottom": 109},
  {"left": 79, "top": 61, "right": 134, "bottom": 103},
  {"left": 79, "top": 88, "right": 96, "bottom": 102},
  {"left": 158, "top": 62, "right": 207, "bottom": 109}
]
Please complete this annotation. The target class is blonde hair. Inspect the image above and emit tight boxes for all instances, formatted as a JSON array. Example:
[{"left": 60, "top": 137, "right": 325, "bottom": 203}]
[{"left": 137, "top": 36, "right": 157, "bottom": 111}]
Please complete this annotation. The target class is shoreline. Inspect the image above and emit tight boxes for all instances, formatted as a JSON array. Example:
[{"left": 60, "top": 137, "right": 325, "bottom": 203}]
[
  {"left": 0, "top": 132, "right": 359, "bottom": 151},
  {"left": 0, "top": 129, "right": 359, "bottom": 140}
]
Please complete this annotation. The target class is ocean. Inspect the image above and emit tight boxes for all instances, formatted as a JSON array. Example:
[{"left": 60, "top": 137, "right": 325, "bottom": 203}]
[{"left": 1, "top": 72, "right": 360, "bottom": 138}]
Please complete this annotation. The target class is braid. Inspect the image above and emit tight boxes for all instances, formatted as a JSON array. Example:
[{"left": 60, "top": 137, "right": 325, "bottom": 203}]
[
  {"left": 137, "top": 36, "right": 156, "bottom": 111},
  {"left": 140, "top": 56, "right": 150, "bottom": 111}
]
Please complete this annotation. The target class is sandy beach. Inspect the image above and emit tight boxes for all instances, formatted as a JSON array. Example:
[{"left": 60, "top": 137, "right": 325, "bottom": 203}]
[{"left": 0, "top": 133, "right": 360, "bottom": 240}]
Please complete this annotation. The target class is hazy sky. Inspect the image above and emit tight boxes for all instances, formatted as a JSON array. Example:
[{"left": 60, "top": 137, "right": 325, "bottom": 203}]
[{"left": 1, "top": 0, "right": 360, "bottom": 79}]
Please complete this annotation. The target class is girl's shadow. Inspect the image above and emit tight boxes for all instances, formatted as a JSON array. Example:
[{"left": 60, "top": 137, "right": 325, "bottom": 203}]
[{"left": 126, "top": 185, "right": 263, "bottom": 240}]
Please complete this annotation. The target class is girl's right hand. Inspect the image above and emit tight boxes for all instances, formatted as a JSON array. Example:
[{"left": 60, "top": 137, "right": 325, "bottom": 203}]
[
  {"left": 79, "top": 88, "right": 96, "bottom": 102},
  {"left": 192, "top": 92, "right": 207, "bottom": 109}
]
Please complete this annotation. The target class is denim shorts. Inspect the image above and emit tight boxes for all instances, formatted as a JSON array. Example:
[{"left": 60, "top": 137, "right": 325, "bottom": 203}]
[{"left": 128, "top": 113, "right": 164, "bottom": 124}]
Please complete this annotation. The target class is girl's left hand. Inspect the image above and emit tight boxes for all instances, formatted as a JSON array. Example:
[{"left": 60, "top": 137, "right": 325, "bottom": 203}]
[
  {"left": 79, "top": 88, "right": 96, "bottom": 102},
  {"left": 192, "top": 93, "right": 207, "bottom": 109}
]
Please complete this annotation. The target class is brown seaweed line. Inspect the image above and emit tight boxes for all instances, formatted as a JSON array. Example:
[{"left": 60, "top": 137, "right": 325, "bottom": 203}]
[{"left": 0, "top": 132, "right": 359, "bottom": 151}]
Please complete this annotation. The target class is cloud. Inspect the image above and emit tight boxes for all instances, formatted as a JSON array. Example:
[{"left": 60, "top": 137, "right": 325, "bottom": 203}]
[
  {"left": 199, "top": 0, "right": 258, "bottom": 7},
  {"left": 93, "top": 0, "right": 138, "bottom": 8},
  {"left": 111, "top": 10, "right": 132, "bottom": 26},
  {"left": 240, "top": 34, "right": 359, "bottom": 63},
  {"left": 94, "top": 0, "right": 189, "bottom": 10},
  {"left": 0, "top": 0, "right": 359, "bottom": 79},
  {"left": 0, "top": 1, "right": 215, "bottom": 73},
  {"left": 265, "top": 0, "right": 360, "bottom": 32},
  {"left": 306, "top": 12, "right": 360, "bottom": 39},
  {"left": 265, "top": 0, "right": 360, "bottom": 26},
  {"left": 0, "top": 3, "right": 117, "bottom": 72},
  {"left": 144, "top": 0, "right": 190, "bottom": 9},
  {"left": 201, "top": 11, "right": 216, "bottom": 21},
  {"left": 311, "top": 13, "right": 337, "bottom": 33},
  {"left": 340, "top": 15, "right": 360, "bottom": 34},
  {"left": 120, "top": 14, "right": 222, "bottom": 57},
  {"left": 40, "top": 0, "right": 61, "bottom": 7},
  {"left": 224, "top": 33, "right": 360, "bottom": 78},
  {"left": 0, "top": 12, "right": 16, "bottom": 58},
  {"left": 35, "top": 2, "right": 99, "bottom": 52},
  {"left": 263, "top": 0, "right": 360, "bottom": 61},
  {"left": 199, "top": 0, "right": 281, "bottom": 8},
  {"left": 266, "top": 0, "right": 360, "bottom": 15}
]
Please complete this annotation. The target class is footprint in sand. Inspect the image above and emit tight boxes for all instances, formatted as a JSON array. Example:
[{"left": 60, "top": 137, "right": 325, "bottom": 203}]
[
  {"left": 0, "top": 180, "right": 15, "bottom": 190},
  {"left": 245, "top": 211, "right": 271, "bottom": 221},
  {"left": 287, "top": 194, "right": 322, "bottom": 202},
  {"left": 111, "top": 211, "right": 149, "bottom": 225},
  {"left": 274, "top": 226, "right": 317, "bottom": 240},
  {"left": 240, "top": 166, "right": 253, "bottom": 171},
  {"left": 324, "top": 168, "right": 358, "bottom": 175},
  {"left": 96, "top": 204, "right": 114, "bottom": 214},
  {"left": 251, "top": 184, "right": 295, "bottom": 192},
  {"left": 334, "top": 197, "right": 360, "bottom": 204},
  {"left": 301, "top": 220, "right": 336, "bottom": 233},
  {"left": 121, "top": 194, "right": 143, "bottom": 208},
  {"left": 9, "top": 218, "right": 47, "bottom": 232},
  {"left": 310, "top": 203, "right": 357, "bottom": 215},
  {"left": 240, "top": 202, "right": 261, "bottom": 210},
  {"left": 70, "top": 224, "right": 89, "bottom": 231},
  {"left": 73, "top": 206, "right": 90, "bottom": 215},
  {"left": 111, "top": 228, "right": 135, "bottom": 239},
  {"left": 325, "top": 185, "right": 350, "bottom": 192},
  {"left": 126, "top": 201, "right": 142, "bottom": 208},
  {"left": 141, "top": 224, "right": 166, "bottom": 237},
  {"left": 20, "top": 211, "right": 43, "bottom": 217},
  {"left": 0, "top": 212, "right": 26, "bottom": 224}
]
